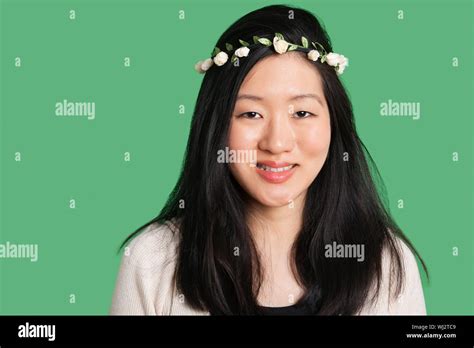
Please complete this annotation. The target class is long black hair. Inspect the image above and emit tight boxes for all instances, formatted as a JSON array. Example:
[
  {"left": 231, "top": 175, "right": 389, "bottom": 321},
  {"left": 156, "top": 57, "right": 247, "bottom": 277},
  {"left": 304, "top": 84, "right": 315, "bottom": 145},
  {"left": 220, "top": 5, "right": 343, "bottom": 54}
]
[{"left": 120, "top": 4, "right": 428, "bottom": 315}]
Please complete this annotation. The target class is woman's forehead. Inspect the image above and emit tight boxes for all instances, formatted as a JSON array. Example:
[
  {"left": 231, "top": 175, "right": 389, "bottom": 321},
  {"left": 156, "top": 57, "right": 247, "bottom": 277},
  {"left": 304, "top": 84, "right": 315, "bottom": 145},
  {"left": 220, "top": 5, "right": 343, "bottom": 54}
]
[{"left": 238, "top": 52, "right": 324, "bottom": 101}]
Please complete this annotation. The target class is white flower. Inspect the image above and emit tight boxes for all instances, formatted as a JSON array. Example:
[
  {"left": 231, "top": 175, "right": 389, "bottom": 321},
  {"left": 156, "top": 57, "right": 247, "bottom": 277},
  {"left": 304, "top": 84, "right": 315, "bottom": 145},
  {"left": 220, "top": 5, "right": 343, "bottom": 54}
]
[
  {"left": 307, "top": 50, "right": 320, "bottom": 62},
  {"left": 326, "top": 53, "right": 349, "bottom": 75},
  {"left": 337, "top": 55, "right": 349, "bottom": 74},
  {"left": 194, "top": 58, "right": 214, "bottom": 73},
  {"left": 273, "top": 36, "right": 289, "bottom": 54},
  {"left": 325, "top": 52, "right": 341, "bottom": 67},
  {"left": 194, "top": 60, "right": 205, "bottom": 73},
  {"left": 201, "top": 58, "right": 214, "bottom": 71},
  {"left": 235, "top": 46, "right": 250, "bottom": 58},
  {"left": 213, "top": 51, "right": 228, "bottom": 66}
]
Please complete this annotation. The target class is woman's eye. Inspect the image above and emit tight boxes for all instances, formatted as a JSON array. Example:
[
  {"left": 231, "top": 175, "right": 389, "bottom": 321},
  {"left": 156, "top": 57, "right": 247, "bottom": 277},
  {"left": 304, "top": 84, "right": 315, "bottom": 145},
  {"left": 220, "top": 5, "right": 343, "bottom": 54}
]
[
  {"left": 294, "top": 111, "right": 314, "bottom": 118},
  {"left": 240, "top": 112, "right": 262, "bottom": 119}
]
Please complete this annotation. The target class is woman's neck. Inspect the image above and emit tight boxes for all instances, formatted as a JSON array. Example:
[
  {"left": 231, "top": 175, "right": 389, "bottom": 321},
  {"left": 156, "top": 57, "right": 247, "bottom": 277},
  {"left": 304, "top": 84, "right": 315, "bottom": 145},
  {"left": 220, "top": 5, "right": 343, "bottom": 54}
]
[
  {"left": 247, "top": 193, "right": 307, "bottom": 306},
  {"left": 247, "top": 193, "right": 305, "bottom": 252}
]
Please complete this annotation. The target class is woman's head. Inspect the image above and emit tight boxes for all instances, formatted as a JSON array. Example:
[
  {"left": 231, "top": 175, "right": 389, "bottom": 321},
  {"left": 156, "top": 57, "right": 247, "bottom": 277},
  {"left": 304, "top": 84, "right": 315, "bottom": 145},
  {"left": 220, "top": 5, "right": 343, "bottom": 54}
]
[
  {"left": 195, "top": 5, "right": 352, "bottom": 209},
  {"left": 123, "top": 4, "right": 427, "bottom": 315},
  {"left": 229, "top": 51, "right": 331, "bottom": 208}
]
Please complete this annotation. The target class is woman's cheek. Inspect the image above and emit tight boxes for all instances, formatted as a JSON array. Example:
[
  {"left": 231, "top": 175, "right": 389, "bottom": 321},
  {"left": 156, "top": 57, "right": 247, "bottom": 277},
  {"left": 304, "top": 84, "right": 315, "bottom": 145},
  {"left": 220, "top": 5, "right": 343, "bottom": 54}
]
[
  {"left": 298, "top": 121, "right": 331, "bottom": 158},
  {"left": 227, "top": 122, "right": 260, "bottom": 194},
  {"left": 228, "top": 121, "right": 261, "bottom": 150}
]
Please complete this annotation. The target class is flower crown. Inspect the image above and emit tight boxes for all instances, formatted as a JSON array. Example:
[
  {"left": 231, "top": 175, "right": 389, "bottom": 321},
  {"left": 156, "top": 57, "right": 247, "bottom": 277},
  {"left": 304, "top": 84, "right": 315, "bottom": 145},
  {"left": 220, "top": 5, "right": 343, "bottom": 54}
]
[{"left": 195, "top": 33, "right": 348, "bottom": 75}]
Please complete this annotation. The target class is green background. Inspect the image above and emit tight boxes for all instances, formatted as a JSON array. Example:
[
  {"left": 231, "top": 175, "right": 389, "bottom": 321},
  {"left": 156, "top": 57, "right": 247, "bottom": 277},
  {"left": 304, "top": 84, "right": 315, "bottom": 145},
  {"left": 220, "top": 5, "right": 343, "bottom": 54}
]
[{"left": 0, "top": 0, "right": 472, "bottom": 314}]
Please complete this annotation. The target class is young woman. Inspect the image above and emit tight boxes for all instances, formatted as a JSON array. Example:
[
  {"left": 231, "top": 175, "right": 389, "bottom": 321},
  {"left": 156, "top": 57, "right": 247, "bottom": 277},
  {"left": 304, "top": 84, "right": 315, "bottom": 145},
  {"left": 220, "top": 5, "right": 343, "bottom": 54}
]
[{"left": 110, "top": 4, "right": 427, "bottom": 315}]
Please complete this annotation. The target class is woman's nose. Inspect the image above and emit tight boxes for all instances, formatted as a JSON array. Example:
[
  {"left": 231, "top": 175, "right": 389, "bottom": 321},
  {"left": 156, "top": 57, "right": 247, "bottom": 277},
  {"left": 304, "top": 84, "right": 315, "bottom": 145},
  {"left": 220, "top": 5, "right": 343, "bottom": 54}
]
[{"left": 258, "top": 112, "right": 295, "bottom": 154}]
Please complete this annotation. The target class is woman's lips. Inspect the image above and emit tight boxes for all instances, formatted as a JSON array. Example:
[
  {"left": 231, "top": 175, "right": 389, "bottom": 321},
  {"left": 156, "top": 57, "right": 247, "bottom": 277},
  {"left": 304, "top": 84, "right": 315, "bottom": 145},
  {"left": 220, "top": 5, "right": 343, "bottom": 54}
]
[{"left": 255, "top": 161, "right": 297, "bottom": 184}]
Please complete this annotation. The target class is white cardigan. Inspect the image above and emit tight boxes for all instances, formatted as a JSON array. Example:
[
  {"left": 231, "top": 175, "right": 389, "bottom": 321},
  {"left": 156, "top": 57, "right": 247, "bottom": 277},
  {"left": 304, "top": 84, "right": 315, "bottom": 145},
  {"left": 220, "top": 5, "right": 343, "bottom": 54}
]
[{"left": 110, "top": 221, "right": 427, "bottom": 315}]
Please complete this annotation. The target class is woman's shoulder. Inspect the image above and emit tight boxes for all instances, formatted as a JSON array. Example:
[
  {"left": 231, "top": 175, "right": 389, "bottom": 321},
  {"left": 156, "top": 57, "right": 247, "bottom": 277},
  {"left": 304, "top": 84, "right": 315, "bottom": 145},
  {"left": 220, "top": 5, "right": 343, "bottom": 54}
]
[
  {"left": 360, "top": 235, "right": 426, "bottom": 315},
  {"left": 385, "top": 236, "right": 423, "bottom": 291},
  {"left": 121, "top": 219, "right": 180, "bottom": 272},
  {"left": 110, "top": 219, "right": 182, "bottom": 315},
  {"left": 384, "top": 236, "right": 419, "bottom": 273}
]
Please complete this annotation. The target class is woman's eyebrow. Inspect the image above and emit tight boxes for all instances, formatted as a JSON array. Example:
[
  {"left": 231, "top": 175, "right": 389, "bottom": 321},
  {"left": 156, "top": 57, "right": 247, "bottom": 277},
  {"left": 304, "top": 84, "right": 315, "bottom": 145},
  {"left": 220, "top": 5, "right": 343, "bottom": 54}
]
[
  {"left": 236, "top": 93, "right": 323, "bottom": 106},
  {"left": 289, "top": 93, "right": 324, "bottom": 106},
  {"left": 236, "top": 94, "right": 264, "bottom": 101}
]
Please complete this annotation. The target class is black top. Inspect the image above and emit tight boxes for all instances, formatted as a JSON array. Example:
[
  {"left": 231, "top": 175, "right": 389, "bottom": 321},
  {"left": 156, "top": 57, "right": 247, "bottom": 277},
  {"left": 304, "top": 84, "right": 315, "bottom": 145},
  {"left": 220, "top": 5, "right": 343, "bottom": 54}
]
[
  {"left": 258, "top": 300, "right": 313, "bottom": 315},
  {"left": 209, "top": 295, "right": 319, "bottom": 315}
]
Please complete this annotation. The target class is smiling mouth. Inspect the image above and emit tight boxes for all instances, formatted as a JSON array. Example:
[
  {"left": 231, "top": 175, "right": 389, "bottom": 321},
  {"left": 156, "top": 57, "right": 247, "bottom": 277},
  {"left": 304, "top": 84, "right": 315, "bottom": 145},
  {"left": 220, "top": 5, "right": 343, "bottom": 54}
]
[
  {"left": 255, "top": 161, "right": 298, "bottom": 184},
  {"left": 256, "top": 163, "right": 296, "bottom": 172}
]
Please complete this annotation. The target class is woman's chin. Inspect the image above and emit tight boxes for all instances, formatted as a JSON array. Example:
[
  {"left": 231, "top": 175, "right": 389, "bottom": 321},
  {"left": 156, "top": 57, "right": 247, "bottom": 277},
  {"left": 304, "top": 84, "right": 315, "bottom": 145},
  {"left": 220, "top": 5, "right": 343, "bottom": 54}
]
[{"left": 253, "top": 191, "right": 295, "bottom": 208}]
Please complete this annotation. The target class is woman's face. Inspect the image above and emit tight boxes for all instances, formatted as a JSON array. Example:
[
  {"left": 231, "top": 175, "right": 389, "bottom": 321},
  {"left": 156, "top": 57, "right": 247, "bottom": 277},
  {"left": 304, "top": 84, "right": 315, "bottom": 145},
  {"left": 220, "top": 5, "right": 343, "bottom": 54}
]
[{"left": 228, "top": 52, "right": 331, "bottom": 208}]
